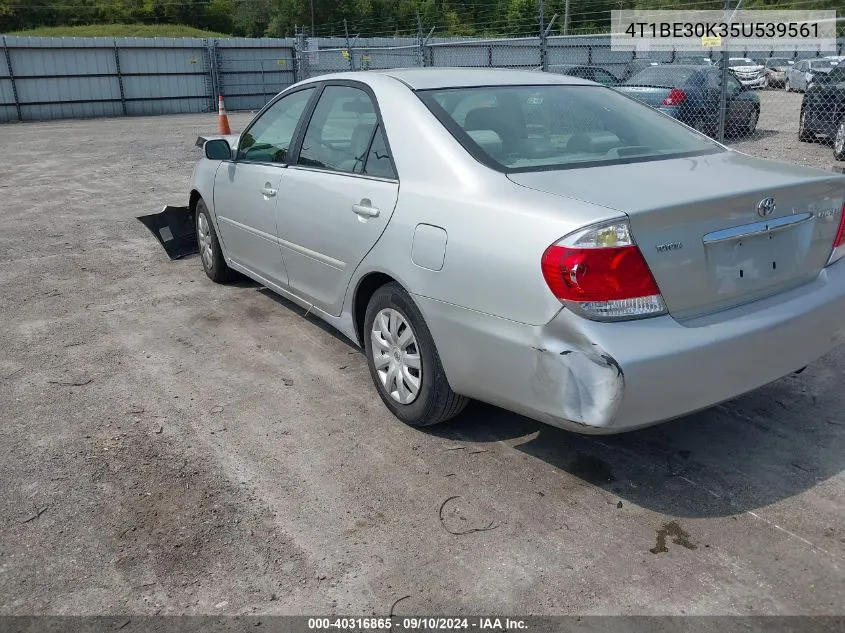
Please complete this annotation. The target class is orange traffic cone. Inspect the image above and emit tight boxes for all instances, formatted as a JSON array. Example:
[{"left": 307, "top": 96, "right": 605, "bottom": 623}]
[{"left": 217, "top": 95, "right": 231, "bottom": 135}]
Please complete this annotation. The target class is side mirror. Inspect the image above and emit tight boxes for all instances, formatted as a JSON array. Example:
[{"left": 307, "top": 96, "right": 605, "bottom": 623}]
[{"left": 205, "top": 139, "right": 232, "bottom": 160}]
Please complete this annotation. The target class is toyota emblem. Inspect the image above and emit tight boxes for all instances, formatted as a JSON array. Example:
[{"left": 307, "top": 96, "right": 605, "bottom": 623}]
[{"left": 757, "top": 197, "right": 776, "bottom": 217}]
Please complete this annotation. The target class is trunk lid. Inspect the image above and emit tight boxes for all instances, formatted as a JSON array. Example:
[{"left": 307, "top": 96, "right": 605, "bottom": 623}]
[
  {"left": 615, "top": 85, "right": 674, "bottom": 108},
  {"left": 509, "top": 151, "right": 845, "bottom": 320}
]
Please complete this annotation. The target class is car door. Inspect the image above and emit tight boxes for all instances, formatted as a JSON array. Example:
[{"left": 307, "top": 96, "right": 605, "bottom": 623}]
[
  {"left": 212, "top": 86, "right": 316, "bottom": 286},
  {"left": 275, "top": 83, "right": 399, "bottom": 316},
  {"left": 725, "top": 73, "right": 752, "bottom": 128}
]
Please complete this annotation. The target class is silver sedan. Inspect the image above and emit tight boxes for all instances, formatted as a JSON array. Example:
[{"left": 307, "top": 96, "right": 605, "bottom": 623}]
[{"left": 188, "top": 69, "right": 845, "bottom": 433}]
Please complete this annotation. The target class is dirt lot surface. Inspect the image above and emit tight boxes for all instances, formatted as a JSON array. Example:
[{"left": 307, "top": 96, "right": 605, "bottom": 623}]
[{"left": 1, "top": 93, "right": 844, "bottom": 617}]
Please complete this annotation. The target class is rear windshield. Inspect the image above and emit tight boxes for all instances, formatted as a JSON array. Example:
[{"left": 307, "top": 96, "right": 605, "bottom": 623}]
[
  {"left": 809, "top": 60, "right": 835, "bottom": 69},
  {"left": 417, "top": 85, "right": 720, "bottom": 173},
  {"left": 766, "top": 58, "right": 792, "bottom": 67},
  {"left": 623, "top": 66, "right": 699, "bottom": 87}
]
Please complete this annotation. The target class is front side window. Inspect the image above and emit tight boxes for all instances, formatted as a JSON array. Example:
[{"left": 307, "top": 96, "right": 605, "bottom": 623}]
[
  {"left": 239, "top": 87, "right": 315, "bottom": 163},
  {"left": 419, "top": 85, "right": 720, "bottom": 172},
  {"left": 298, "top": 85, "right": 379, "bottom": 174}
]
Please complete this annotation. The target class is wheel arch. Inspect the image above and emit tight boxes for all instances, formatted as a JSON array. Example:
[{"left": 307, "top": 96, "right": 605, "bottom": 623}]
[
  {"left": 352, "top": 271, "right": 399, "bottom": 347},
  {"left": 189, "top": 189, "right": 202, "bottom": 211}
]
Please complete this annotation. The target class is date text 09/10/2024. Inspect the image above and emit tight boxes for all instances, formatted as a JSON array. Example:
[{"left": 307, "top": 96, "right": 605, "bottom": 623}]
[{"left": 307, "top": 618, "right": 528, "bottom": 630}]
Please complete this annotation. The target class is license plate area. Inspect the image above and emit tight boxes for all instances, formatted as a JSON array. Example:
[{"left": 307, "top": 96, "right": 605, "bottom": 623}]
[{"left": 703, "top": 213, "right": 813, "bottom": 296}]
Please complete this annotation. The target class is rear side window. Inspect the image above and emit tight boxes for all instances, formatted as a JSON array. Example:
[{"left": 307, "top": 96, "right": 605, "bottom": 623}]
[
  {"left": 298, "top": 85, "right": 378, "bottom": 174},
  {"left": 419, "top": 84, "right": 720, "bottom": 172},
  {"left": 624, "top": 66, "right": 700, "bottom": 87},
  {"left": 363, "top": 126, "right": 396, "bottom": 179}
]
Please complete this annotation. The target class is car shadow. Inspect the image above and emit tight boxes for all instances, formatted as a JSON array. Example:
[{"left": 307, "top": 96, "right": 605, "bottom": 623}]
[
  {"left": 234, "top": 276, "right": 843, "bottom": 519},
  {"left": 427, "top": 375, "right": 844, "bottom": 518},
  {"left": 252, "top": 284, "right": 361, "bottom": 350}
]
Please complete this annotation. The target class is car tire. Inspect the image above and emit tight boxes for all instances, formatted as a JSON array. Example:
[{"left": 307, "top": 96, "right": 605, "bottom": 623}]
[
  {"left": 834, "top": 119, "right": 845, "bottom": 161},
  {"left": 744, "top": 106, "right": 759, "bottom": 136},
  {"left": 196, "top": 198, "right": 238, "bottom": 283},
  {"left": 363, "top": 282, "right": 468, "bottom": 427},
  {"left": 798, "top": 109, "right": 814, "bottom": 143}
]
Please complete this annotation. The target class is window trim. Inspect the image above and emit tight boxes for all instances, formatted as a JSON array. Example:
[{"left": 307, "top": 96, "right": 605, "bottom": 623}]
[
  {"left": 234, "top": 84, "right": 320, "bottom": 166},
  {"left": 287, "top": 79, "right": 399, "bottom": 182},
  {"left": 416, "top": 84, "right": 722, "bottom": 175}
]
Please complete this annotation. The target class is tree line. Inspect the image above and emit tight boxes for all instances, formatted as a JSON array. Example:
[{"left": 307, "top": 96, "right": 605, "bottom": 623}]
[{"left": 1, "top": 0, "right": 840, "bottom": 38}]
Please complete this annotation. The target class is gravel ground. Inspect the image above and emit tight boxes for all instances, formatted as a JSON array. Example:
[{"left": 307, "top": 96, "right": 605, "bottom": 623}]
[{"left": 0, "top": 107, "right": 844, "bottom": 618}]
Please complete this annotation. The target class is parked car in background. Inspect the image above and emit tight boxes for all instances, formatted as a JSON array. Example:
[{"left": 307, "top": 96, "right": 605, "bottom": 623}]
[
  {"left": 728, "top": 58, "right": 767, "bottom": 89},
  {"left": 799, "top": 61, "right": 845, "bottom": 160},
  {"left": 549, "top": 65, "right": 619, "bottom": 86},
  {"left": 617, "top": 65, "right": 759, "bottom": 137},
  {"left": 622, "top": 59, "right": 661, "bottom": 81},
  {"left": 190, "top": 68, "right": 845, "bottom": 434},
  {"left": 786, "top": 59, "right": 837, "bottom": 92},
  {"left": 762, "top": 58, "right": 794, "bottom": 88}
]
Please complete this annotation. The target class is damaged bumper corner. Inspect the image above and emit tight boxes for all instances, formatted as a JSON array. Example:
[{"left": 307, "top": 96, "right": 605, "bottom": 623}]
[{"left": 530, "top": 345, "right": 625, "bottom": 430}]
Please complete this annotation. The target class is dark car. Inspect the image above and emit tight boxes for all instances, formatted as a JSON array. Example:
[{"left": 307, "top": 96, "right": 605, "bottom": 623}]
[
  {"left": 549, "top": 64, "right": 620, "bottom": 86},
  {"left": 615, "top": 65, "right": 760, "bottom": 137},
  {"left": 799, "top": 60, "right": 845, "bottom": 160}
]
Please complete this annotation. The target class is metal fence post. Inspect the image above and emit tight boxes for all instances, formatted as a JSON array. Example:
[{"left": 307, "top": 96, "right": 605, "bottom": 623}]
[
  {"left": 295, "top": 28, "right": 310, "bottom": 81},
  {"left": 344, "top": 20, "right": 355, "bottom": 71},
  {"left": 113, "top": 39, "right": 127, "bottom": 116},
  {"left": 293, "top": 28, "right": 302, "bottom": 83},
  {"left": 204, "top": 39, "right": 219, "bottom": 110},
  {"left": 539, "top": 0, "right": 548, "bottom": 72},
  {"left": 717, "top": 0, "right": 731, "bottom": 143},
  {"left": 416, "top": 12, "right": 424, "bottom": 67},
  {"left": 1, "top": 36, "right": 22, "bottom": 122}
]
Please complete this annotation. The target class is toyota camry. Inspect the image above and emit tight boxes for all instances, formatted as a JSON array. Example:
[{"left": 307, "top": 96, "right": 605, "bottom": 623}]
[{"left": 187, "top": 69, "right": 845, "bottom": 434}]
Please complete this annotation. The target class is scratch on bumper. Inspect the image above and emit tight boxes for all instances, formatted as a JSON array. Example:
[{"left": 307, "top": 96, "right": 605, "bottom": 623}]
[{"left": 530, "top": 346, "right": 625, "bottom": 428}]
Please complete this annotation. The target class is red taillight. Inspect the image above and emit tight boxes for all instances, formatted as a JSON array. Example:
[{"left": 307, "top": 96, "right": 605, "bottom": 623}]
[
  {"left": 662, "top": 88, "right": 687, "bottom": 106},
  {"left": 834, "top": 203, "right": 845, "bottom": 248},
  {"left": 828, "top": 202, "right": 845, "bottom": 266},
  {"left": 541, "top": 244, "right": 661, "bottom": 302}
]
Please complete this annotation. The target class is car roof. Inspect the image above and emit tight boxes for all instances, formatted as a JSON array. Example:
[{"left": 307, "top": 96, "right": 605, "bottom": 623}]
[{"left": 373, "top": 67, "right": 593, "bottom": 89}]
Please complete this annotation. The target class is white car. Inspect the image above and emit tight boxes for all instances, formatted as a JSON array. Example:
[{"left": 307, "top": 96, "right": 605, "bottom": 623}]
[
  {"left": 786, "top": 58, "right": 837, "bottom": 92},
  {"left": 728, "top": 58, "right": 767, "bottom": 89}
]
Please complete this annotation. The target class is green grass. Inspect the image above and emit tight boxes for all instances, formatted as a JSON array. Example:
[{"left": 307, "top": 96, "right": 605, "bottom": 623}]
[{"left": 8, "top": 24, "right": 231, "bottom": 38}]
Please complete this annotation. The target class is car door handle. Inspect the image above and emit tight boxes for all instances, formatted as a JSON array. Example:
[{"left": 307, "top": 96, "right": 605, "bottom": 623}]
[
  {"left": 261, "top": 186, "right": 277, "bottom": 198},
  {"left": 352, "top": 202, "right": 379, "bottom": 218}
]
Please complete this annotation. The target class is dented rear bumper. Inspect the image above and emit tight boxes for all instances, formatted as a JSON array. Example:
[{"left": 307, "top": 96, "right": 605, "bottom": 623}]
[{"left": 414, "top": 258, "right": 845, "bottom": 433}]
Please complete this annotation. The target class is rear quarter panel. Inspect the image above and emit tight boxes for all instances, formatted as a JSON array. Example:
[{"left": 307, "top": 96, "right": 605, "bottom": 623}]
[{"left": 345, "top": 75, "right": 623, "bottom": 327}]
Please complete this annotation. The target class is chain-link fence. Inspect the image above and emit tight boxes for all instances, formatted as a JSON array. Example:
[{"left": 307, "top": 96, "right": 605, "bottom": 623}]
[{"left": 290, "top": 26, "right": 845, "bottom": 153}]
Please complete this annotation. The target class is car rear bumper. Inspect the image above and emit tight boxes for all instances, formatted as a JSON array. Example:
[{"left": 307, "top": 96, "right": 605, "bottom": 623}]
[{"left": 417, "top": 258, "right": 845, "bottom": 434}]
